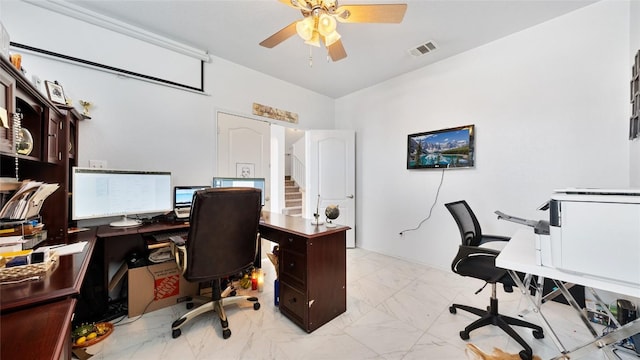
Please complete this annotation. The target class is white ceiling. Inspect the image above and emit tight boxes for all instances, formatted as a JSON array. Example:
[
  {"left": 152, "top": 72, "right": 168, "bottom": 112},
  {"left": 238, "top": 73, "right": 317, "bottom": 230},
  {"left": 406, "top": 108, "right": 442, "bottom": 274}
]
[{"left": 66, "top": 0, "right": 598, "bottom": 99}]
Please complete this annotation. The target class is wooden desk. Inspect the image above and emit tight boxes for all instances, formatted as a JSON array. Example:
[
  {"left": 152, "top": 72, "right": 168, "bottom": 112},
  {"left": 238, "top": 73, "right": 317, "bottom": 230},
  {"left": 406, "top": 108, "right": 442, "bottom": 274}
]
[
  {"left": 496, "top": 229, "right": 640, "bottom": 359},
  {"left": 1, "top": 229, "right": 97, "bottom": 312},
  {"left": 259, "top": 212, "right": 350, "bottom": 333},
  {"left": 1, "top": 298, "right": 76, "bottom": 360},
  {"left": 93, "top": 212, "right": 350, "bottom": 333},
  {"left": 0, "top": 229, "right": 97, "bottom": 360}
]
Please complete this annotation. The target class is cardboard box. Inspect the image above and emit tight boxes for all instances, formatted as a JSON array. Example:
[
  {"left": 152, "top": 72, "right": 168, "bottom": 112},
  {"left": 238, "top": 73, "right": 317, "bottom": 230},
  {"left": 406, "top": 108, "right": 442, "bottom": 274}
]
[{"left": 128, "top": 261, "right": 198, "bottom": 317}]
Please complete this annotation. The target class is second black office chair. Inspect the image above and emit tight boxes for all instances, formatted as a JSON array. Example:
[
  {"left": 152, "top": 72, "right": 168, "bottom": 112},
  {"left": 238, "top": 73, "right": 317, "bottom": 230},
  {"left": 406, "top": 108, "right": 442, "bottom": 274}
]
[
  {"left": 445, "top": 200, "right": 543, "bottom": 360},
  {"left": 170, "top": 187, "right": 262, "bottom": 340}
]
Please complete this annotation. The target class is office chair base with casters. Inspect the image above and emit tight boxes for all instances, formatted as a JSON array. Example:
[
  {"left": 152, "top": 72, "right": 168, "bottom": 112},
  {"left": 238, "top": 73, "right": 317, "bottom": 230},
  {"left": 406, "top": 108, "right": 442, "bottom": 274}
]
[
  {"left": 171, "top": 279, "right": 260, "bottom": 339},
  {"left": 449, "top": 283, "right": 544, "bottom": 360}
]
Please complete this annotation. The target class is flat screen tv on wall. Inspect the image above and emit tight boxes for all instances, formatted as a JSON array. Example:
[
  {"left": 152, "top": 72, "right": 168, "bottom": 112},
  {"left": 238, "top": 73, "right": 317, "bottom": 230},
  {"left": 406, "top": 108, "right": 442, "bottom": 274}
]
[{"left": 407, "top": 124, "right": 475, "bottom": 169}]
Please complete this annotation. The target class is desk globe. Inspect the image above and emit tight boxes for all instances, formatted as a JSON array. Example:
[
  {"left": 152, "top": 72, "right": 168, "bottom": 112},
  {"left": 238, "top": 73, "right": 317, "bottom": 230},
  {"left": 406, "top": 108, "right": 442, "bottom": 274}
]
[{"left": 325, "top": 205, "right": 339, "bottom": 228}]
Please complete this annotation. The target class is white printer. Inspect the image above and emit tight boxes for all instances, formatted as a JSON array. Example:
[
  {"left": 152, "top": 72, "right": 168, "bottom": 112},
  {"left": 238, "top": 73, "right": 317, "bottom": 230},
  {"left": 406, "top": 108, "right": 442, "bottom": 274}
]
[{"left": 544, "top": 188, "right": 640, "bottom": 286}]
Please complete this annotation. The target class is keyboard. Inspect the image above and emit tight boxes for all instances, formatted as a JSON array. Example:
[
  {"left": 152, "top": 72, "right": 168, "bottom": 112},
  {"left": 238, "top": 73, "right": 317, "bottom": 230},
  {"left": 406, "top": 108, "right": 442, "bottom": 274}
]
[{"left": 152, "top": 230, "right": 188, "bottom": 242}]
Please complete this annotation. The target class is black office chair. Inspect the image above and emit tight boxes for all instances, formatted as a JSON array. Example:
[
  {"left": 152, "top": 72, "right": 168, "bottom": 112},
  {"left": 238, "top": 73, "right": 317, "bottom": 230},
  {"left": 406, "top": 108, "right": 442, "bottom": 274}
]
[
  {"left": 445, "top": 200, "right": 543, "bottom": 360},
  {"left": 170, "top": 187, "right": 262, "bottom": 340}
]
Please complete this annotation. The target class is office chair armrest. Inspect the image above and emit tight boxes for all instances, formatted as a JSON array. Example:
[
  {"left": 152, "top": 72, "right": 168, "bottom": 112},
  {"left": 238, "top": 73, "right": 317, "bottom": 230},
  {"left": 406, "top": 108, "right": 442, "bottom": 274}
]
[
  {"left": 453, "top": 245, "right": 507, "bottom": 285},
  {"left": 452, "top": 245, "right": 500, "bottom": 271},
  {"left": 457, "top": 244, "right": 500, "bottom": 259},
  {"left": 169, "top": 238, "right": 187, "bottom": 275},
  {"left": 479, "top": 234, "right": 510, "bottom": 247}
]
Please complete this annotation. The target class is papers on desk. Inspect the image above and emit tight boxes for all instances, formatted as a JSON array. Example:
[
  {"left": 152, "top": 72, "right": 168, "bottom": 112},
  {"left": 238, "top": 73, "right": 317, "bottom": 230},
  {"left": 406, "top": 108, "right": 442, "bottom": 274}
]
[{"left": 43, "top": 242, "right": 87, "bottom": 256}]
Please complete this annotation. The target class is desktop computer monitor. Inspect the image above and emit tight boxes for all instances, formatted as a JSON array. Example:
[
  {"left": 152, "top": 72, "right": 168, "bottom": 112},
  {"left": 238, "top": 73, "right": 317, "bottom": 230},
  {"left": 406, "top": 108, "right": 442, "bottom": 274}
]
[
  {"left": 72, "top": 167, "right": 172, "bottom": 227},
  {"left": 212, "top": 177, "right": 265, "bottom": 206}
]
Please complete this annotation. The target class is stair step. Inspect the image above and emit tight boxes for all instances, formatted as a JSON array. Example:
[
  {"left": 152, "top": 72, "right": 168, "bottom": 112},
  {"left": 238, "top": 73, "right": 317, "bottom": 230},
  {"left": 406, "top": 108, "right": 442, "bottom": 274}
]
[
  {"left": 285, "top": 199, "right": 302, "bottom": 207},
  {"left": 285, "top": 192, "right": 302, "bottom": 199},
  {"left": 282, "top": 206, "right": 302, "bottom": 216}
]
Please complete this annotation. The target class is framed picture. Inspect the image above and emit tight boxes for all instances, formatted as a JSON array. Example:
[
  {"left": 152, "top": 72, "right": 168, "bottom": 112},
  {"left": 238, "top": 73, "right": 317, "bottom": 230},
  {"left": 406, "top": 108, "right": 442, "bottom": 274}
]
[
  {"left": 45, "top": 80, "right": 66, "bottom": 104},
  {"left": 236, "top": 163, "right": 255, "bottom": 178}
]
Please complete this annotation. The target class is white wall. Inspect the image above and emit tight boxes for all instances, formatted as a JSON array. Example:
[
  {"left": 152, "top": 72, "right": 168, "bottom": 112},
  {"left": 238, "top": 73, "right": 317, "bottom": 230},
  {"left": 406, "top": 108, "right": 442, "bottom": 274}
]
[
  {"left": 630, "top": 0, "right": 640, "bottom": 186},
  {"left": 335, "top": 0, "right": 631, "bottom": 271},
  {"left": 1, "top": 1, "right": 334, "bottom": 188},
  {"left": 2, "top": 1, "right": 636, "bottom": 272}
]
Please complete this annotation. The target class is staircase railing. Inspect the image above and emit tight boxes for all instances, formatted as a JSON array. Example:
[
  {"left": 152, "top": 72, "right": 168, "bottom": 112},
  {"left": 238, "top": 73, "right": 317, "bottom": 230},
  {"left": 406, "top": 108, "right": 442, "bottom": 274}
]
[
  {"left": 291, "top": 139, "right": 305, "bottom": 191},
  {"left": 291, "top": 155, "right": 305, "bottom": 191}
]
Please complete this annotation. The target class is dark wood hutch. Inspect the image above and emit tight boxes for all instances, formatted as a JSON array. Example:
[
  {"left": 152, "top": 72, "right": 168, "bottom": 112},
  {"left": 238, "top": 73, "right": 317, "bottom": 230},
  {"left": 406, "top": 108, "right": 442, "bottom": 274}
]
[{"left": 0, "top": 55, "right": 85, "bottom": 240}]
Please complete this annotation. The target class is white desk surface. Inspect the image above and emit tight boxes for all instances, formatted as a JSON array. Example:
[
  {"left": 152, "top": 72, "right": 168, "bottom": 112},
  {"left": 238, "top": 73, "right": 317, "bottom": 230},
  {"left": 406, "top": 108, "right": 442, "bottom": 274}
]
[{"left": 496, "top": 229, "right": 640, "bottom": 298}]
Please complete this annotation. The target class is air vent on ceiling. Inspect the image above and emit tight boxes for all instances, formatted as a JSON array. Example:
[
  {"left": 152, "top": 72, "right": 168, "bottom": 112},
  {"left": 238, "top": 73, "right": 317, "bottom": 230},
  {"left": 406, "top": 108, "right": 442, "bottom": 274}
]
[{"left": 408, "top": 41, "right": 437, "bottom": 57}]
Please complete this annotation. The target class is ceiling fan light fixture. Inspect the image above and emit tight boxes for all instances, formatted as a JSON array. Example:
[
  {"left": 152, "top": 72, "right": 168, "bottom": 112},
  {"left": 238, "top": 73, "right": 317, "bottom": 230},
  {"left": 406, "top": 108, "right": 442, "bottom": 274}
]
[
  {"left": 304, "top": 31, "right": 321, "bottom": 47},
  {"left": 261, "top": 1, "right": 408, "bottom": 63},
  {"left": 323, "top": 30, "right": 341, "bottom": 46},
  {"left": 296, "top": 16, "right": 315, "bottom": 40},
  {"left": 317, "top": 13, "right": 337, "bottom": 36}
]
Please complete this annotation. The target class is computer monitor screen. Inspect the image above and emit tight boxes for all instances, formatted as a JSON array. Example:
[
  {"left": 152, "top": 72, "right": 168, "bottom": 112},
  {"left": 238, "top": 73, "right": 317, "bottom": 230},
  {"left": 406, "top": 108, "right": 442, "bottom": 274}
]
[
  {"left": 72, "top": 167, "right": 172, "bottom": 227},
  {"left": 212, "top": 177, "right": 265, "bottom": 206},
  {"left": 174, "top": 186, "right": 209, "bottom": 208}
]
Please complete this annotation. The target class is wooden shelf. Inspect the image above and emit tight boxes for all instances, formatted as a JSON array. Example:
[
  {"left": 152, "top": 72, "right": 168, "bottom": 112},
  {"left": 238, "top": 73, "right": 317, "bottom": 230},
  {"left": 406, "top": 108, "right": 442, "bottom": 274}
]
[{"left": 0, "top": 56, "right": 82, "bottom": 240}]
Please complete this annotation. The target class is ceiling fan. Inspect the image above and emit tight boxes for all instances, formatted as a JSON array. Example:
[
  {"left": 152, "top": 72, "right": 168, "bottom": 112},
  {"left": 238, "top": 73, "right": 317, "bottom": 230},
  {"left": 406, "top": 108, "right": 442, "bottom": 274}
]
[{"left": 259, "top": 0, "right": 407, "bottom": 62}]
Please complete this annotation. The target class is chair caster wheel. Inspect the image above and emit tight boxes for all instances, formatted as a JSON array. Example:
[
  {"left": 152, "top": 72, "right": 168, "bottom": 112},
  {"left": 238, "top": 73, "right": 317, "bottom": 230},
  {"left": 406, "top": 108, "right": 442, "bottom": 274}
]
[
  {"left": 222, "top": 329, "right": 231, "bottom": 339},
  {"left": 221, "top": 319, "right": 228, "bottom": 328},
  {"left": 253, "top": 302, "right": 261, "bottom": 310},
  {"left": 459, "top": 331, "right": 469, "bottom": 340},
  {"left": 533, "top": 330, "right": 544, "bottom": 339},
  {"left": 172, "top": 329, "right": 181, "bottom": 339},
  {"left": 449, "top": 306, "right": 456, "bottom": 314},
  {"left": 518, "top": 350, "right": 532, "bottom": 360},
  {"left": 186, "top": 302, "right": 194, "bottom": 310}
]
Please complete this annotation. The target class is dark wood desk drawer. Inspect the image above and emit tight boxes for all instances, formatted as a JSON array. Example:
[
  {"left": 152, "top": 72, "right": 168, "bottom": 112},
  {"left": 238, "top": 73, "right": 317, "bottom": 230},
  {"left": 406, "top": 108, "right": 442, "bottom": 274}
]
[
  {"left": 280, "top": 234, "right": 307, "bottom": 253},
  {"left": 279, "top": 281, "right": 306, "bottom": 330},
  {"left": 279, "top": 247, "right": 306, "bottom": 289},
  {"left": 261, "top": 227, "right": 307, "bottom": 253}
]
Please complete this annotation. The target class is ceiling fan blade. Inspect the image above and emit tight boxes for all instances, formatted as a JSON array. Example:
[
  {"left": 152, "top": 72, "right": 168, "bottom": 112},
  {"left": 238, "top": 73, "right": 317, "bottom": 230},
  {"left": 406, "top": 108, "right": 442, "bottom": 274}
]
[
  {"left": 335, "top": 4, "right": 407, "bottom": 23},
  {"left": 279, "top": 0, "right": 311, "bottom": 11},
  {"left": 259, "top": 21, "right": 298, "bottom": 48},
  {"left": 327, "top": 39, "right": 347, "bottom": 61}
]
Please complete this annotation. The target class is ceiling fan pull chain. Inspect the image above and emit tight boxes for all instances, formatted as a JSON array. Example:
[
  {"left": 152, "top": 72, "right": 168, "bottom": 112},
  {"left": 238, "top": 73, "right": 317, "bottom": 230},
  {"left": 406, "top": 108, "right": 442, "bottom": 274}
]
[{"left": 309, "top": 45, "right": 313, "bottom": 67}]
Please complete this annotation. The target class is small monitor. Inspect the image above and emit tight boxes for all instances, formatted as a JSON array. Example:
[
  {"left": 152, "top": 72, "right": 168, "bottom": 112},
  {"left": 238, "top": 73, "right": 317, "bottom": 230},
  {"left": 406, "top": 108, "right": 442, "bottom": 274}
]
[
  {"left": 72, "top": 167, "right": 172, "bottom": 227},
  {"left": 174, "top": 186, "right": 210, "bottom": 209},
  {"left": 212, "top": 177, "right": 265, "bottom": 206}
]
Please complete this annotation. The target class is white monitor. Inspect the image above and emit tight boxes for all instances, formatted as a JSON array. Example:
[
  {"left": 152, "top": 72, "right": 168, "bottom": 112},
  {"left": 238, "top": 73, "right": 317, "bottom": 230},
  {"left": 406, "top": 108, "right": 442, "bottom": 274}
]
[
  {"left": 72, "top": 167, "right": 172, "bottom": 227},
  {"left": 212, "top": 177, "right": 265, "bottom": 206}
]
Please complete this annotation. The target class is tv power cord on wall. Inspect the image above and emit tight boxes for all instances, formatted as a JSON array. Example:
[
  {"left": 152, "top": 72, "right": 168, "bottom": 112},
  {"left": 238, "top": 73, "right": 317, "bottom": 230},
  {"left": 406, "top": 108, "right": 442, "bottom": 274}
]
[{"left": 399, "top": 168, "right": 445, "bottom": 236}]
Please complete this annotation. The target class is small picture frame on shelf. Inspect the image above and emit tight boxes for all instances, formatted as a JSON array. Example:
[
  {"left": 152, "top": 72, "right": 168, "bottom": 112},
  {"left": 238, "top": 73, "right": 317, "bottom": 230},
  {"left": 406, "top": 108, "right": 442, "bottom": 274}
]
[{"left": 45, "top": 80, "right": 66, "bottom": 104}]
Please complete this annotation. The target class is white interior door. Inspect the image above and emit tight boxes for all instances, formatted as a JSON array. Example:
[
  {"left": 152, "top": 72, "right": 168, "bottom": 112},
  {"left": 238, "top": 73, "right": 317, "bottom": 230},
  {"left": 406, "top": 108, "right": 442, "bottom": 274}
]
[
  {"left": 306, "top": 130, "right": 356, "bottom": 247},
  {"left": 216, "top": 112, "right": 271, "bottom": 210}
]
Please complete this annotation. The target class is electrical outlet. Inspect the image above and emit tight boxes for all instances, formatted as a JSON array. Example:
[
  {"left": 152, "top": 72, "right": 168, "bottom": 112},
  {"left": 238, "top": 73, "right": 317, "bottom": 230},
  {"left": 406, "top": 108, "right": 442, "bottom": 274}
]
[{"left": 89, "top": 160, "right": 107, "bottom": 168}]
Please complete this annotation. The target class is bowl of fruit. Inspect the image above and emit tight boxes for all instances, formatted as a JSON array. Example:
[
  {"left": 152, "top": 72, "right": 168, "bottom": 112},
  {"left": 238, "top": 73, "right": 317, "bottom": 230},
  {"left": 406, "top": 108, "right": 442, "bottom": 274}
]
[{"left": 72, "top": 322, "right": 113, "bottom": 348}]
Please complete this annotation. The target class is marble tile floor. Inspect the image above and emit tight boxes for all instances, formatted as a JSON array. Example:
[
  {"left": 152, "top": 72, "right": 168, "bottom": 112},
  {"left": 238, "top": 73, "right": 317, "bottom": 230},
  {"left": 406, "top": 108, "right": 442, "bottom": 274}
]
[{"left": 84, "top": 247, "right": 639, "bottom": 360}]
